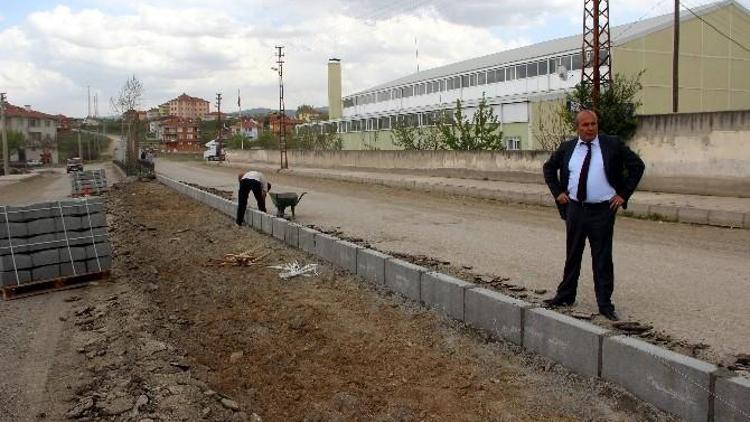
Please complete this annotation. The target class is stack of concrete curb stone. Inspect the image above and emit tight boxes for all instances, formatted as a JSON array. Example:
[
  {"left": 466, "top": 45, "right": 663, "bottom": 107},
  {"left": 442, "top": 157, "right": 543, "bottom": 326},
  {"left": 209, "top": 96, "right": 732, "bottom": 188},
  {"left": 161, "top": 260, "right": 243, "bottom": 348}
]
[
  {"left": 71, "top": 169, "right": 109, "bottom": 197},
  {"left": 156, "top": 174, "right": 750, "bottom": 422},
  {"left": 1, "top": 198, "right": 112, "bottom": 289}
]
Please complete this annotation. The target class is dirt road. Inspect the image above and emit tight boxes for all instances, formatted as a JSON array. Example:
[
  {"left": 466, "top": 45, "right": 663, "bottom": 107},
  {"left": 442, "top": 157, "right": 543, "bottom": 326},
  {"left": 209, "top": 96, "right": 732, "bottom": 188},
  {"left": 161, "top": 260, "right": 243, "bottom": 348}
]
[
  {"left": 156, "top": 159, "right": 750, "bottom": 367},
  {"left": 0, "top": 163, "right": 123, "bottom": 421}
]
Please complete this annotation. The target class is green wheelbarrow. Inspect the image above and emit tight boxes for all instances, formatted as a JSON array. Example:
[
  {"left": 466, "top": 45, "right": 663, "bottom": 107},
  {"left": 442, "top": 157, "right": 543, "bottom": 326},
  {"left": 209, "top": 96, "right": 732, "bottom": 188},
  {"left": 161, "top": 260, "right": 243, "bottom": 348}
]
[{"left": 269, "top": 192, "right": 307, "bottom": 219}]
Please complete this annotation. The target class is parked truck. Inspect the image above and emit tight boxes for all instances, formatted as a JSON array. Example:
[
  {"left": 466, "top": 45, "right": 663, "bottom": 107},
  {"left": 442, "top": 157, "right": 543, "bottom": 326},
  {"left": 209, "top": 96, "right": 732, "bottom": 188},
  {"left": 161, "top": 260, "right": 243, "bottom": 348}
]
[{"left": 203, "top": 140, "right": 225, "bottom": 161}]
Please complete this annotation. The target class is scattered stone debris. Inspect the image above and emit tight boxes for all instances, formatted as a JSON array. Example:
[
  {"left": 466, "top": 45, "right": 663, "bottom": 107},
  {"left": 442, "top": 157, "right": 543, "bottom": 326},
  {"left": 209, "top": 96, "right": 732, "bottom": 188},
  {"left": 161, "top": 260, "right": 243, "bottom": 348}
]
[
  {"left": 533, "top": 289, "right": 548, "bottom": 295},
  {"left": 613, "top": 321, "right": 653, "bottom": 334},
  {"left": 571, "top": 312, "right": 595, "bottom": 320}
]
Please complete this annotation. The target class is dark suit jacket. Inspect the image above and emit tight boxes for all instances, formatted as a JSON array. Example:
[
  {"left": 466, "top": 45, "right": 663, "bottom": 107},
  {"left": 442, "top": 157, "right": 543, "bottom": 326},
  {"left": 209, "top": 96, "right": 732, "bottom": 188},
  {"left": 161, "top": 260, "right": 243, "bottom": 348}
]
[{"left": 543, "top": 134, "right": 645, "bottom": 219}]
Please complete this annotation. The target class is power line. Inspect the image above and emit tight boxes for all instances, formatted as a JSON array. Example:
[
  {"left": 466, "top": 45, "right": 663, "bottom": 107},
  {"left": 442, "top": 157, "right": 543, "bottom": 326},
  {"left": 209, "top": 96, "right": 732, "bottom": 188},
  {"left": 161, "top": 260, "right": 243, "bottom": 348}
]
[
  {"left": 681, "top": 2, "right": 750, "bottom": 52},
  {"left": 614, "top": 0, "right": 671, "bottom": 42},
  {"left": 679, "top": 0, "right": 750, "bottom": 43}
]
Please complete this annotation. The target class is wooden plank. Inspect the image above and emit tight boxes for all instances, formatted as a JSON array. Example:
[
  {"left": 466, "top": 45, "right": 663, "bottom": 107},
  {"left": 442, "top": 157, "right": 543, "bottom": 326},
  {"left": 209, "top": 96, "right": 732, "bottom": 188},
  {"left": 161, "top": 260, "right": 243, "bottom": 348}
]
[{"left": 1, "top": 270, "right": 110, "bottom": 300}]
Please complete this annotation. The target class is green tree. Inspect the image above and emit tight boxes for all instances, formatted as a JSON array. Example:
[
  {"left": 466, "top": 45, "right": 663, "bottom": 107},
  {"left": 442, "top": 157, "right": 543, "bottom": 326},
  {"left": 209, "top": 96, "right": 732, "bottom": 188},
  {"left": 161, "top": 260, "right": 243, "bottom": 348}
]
[
  {"left": 562, "top": 71, "right": 643, "bottom": 140},
  {"left": 4, "top": 131, "right": 26, "bottom": 158},
  {"left": 391, "top": 114, "right": 444, "bottom": 150},
  {"left": 439, "top": 96, "right": 504, "bottom": 150}
]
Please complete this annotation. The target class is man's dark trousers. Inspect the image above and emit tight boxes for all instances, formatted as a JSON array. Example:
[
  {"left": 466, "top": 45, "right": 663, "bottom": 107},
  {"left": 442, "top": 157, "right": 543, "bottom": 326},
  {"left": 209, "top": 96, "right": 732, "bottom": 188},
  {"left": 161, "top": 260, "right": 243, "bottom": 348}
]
[
  {"left": 558, "top": 200, "right": 616, "bottom": 312},
  {"left": 236, "top": 178, "right": 265, "bottom": 225}
]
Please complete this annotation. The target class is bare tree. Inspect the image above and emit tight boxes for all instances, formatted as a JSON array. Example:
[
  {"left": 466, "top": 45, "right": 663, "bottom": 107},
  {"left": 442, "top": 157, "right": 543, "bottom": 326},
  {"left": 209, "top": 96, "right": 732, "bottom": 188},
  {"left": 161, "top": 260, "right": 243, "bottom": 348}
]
[
  {"left": 110, "top": 75, "right": 143, "bottom": 174},
  {"left": 531, "top": 100, "right": 572, "bottom": 151}
]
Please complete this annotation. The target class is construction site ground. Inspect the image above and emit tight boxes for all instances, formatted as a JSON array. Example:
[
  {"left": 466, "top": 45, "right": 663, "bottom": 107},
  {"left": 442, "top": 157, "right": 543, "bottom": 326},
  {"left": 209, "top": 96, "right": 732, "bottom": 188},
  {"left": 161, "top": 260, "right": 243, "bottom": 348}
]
[
  {"left": 0, "top": 180, "right": 675, "bottom": 421},
  {"left": 155, "top": 158, "right": 750, "bottom": 370}
]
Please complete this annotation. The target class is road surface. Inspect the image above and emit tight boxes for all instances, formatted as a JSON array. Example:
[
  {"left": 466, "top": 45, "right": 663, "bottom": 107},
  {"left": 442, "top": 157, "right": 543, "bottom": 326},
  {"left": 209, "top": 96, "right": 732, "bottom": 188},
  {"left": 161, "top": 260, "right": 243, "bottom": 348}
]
[{"left": 157, "top": 158, "right": 750, "bottom": 364}]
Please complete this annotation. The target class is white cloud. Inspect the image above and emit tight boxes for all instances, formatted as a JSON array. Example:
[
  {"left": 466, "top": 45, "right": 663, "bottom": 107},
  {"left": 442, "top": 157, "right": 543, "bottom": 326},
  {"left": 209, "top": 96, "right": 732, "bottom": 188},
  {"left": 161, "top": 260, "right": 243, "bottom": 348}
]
[{"left": 0, "top": 0, "right": 648, "bottom": 116}]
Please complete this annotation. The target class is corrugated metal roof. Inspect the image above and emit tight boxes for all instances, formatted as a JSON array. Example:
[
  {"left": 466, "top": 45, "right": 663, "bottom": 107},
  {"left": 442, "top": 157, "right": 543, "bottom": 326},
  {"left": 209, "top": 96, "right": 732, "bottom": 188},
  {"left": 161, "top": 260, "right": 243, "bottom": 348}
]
[{"left": 350, "top": 0, "right": 740, "bottom": 96}]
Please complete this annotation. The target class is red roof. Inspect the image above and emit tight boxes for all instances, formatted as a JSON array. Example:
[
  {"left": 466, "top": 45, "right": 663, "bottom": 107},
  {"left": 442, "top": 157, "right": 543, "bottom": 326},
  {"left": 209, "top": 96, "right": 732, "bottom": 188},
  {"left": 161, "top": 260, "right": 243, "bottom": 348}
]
[
  {"left": 173, "top": 93, "right": 209, "bottom": 103},
  {"left": 4, "top": 103, "right": 57, "bottom": 120}
]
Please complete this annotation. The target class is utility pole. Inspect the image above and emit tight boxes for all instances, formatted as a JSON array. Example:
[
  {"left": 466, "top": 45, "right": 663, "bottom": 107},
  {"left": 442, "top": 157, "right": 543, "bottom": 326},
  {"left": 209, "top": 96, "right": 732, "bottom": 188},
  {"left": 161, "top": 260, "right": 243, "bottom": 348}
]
[
  {"left": 582, "top": 0, "right": 612, "bottom": 112},
  {"left": 275, "top": 45, "right": 287, "bottom": 169},
  {"left": 216, "top": 93, "right": 223, "bottom": 159},
  {"left": 78, "top": 130, "right": 83, "bottom": 158},
  {"left": 1, "top": 93, "right": 8, "bottom": 176},
  {"left": 673, "top": 0, "right": 680, "bottom": 112}
]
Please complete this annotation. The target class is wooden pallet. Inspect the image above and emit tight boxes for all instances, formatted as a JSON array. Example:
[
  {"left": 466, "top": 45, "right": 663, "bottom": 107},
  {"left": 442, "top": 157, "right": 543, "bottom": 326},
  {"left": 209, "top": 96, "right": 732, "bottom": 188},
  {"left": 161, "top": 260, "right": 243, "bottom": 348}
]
[{"left": 1, "top": 270, "right": 110, "bottom": 301}]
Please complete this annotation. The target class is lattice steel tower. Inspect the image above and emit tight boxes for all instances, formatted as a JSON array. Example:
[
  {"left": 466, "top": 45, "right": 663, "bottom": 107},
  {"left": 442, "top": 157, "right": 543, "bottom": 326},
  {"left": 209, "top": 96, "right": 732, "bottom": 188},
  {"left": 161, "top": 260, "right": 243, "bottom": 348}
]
[{"left": 582, "top": 0, "right": 612, "bottom": 111}]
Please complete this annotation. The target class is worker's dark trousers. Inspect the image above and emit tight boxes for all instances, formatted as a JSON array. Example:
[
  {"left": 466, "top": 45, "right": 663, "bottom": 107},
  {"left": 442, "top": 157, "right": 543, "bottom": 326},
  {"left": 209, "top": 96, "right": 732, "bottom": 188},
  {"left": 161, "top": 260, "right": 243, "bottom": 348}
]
[{"left": 236, "top": 179, "right": 266, "bottom": 225}]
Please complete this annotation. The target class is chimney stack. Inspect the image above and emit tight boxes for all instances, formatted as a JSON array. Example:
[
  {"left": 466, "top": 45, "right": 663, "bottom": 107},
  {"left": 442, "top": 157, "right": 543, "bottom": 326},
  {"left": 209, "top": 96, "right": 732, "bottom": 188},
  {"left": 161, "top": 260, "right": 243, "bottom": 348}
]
[{"left": 328, "top": 58, "right": 343, "bottom": 120}]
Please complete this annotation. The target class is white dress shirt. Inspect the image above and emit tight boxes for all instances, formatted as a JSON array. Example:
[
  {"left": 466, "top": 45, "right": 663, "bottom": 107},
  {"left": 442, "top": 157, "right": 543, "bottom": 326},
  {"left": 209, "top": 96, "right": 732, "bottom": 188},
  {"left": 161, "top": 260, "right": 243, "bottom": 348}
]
[
  {"left": 568, "top": 137, "right": 616, "bottom": 203},
  {"left": 241, "top": 171, "right": 268, "bottom": 192}
]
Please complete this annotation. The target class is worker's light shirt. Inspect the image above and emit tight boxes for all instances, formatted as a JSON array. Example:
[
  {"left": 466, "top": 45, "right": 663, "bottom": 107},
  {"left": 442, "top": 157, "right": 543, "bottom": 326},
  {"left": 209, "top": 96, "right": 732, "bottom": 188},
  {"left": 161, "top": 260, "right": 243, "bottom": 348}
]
[
  {"left": 241, "top": 171, "right": 268, "bottom": 192},
  {"left": 567, "top": 136, "right": 616, "bottom": 203}
]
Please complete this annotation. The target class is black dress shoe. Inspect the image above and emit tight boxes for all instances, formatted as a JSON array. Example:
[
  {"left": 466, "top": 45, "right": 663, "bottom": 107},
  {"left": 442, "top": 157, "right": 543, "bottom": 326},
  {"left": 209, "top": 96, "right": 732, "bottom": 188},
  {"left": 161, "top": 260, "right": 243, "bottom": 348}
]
[
  {"left": 543, "top": 296, "right": 574, "bottom": 307},
  {"left": 600, "top": 309, "right": 620, "bottom": 321}
]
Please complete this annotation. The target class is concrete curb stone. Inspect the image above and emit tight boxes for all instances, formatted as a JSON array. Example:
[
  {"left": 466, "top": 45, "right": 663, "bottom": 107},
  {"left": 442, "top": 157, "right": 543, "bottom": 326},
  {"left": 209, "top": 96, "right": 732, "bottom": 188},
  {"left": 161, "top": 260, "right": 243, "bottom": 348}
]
[
  {"left": 649, "top": 205, "right": 679, "bottom": 221},
  {"left": 708, "top": 210, "right": 744, "bottom": 228},
  {"left": 298, "top": 227, "right": 318, "bottom": 255},
  {"left": 384, "top": 259, "right": 424, "bottom": 302},
  {"left": 464, "top": 287, "right": 535, "bottom": 346},
  {"left": 272, "top": 217, "right": 287, "bottom": 241},
  {"left": 602, "top": 335, "right": 717, "bottom": 422},
  {"left": 714, "top": 376, "right": 750, "bottom": 422},
  {"left": 284, "top": 222, "right": 301, "bottom": 248},
  {"left": 261, "top": 213, "right": 273, "bottom": 235},
  {"left": 356, "top": 248, "right": 390, "bottom": 285},
  {"left": 333, "top": 240, "right": 359, "bottom": 274},
  {"left": 420, "top": 271, "right": 475, "bottom": 321},
  {"left": 523, "top": 308, "right": 609, "bottom": 378},
  {"left": 677, "top": 207, "right": 710, "bottom": 225}
]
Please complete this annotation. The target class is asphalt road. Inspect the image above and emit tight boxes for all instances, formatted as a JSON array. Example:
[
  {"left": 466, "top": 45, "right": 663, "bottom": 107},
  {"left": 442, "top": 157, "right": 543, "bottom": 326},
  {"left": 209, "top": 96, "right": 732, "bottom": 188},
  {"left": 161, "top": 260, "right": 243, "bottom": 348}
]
[{"left": 157, "top": 158, "right": 750, "bottom": 363}]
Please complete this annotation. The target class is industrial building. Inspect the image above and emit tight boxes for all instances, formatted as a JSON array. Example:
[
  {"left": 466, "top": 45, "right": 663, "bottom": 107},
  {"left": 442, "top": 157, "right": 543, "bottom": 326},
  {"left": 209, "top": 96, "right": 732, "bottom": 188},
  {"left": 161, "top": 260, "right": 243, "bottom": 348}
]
[{"left": 301, "top": 0, "right": 750, "bottom": 150}]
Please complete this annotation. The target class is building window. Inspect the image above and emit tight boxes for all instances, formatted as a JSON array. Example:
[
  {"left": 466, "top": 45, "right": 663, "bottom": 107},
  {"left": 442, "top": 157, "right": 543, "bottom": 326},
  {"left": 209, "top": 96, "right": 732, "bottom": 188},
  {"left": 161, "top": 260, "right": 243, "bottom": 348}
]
[
  {"left": 527, "top": 62, "right": 538, "bottom": 77},
  {"left": 487, "top": 69, "right": 496, "bottom": 84},
  {"left": 469, "top": 74, "right": 477, "bottom": 86},
  {"left": 461, "top": 75, "right": 470, "bottom": 88},
  {"left": 447, "top": 78, "right": 454, "bottom": 90},
  {"left": 506, "top": 67, "right": 515, "bottom": 81},
  {"left": 516, "top": 64, "right": 527, "bottom": 79},
  {"left": 505, "top": 137, "right": 521, "bottom": 150},
  {"left": 539, "top": 60, "right": 548, "bottom": 75},
  {"left": 478, "top": 71, "right": 486, "bottom": 85},
  {"left": 571, "top": 53, "right": 583, "bottom": 70}
]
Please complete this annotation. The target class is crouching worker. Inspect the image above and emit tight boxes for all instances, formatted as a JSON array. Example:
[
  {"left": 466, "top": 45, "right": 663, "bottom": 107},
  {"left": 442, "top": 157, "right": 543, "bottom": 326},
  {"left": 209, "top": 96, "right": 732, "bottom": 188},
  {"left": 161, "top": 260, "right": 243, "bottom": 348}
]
[{"left": 236, "top": 170, "right": 271, "bottom": 225}]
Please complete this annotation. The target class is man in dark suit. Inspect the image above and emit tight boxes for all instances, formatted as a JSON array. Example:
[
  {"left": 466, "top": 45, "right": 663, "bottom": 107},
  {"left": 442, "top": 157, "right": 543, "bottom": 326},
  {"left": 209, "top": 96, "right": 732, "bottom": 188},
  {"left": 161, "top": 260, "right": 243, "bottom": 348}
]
[{"left": 542, "top": 110, "right": 645, "bottom": 321}]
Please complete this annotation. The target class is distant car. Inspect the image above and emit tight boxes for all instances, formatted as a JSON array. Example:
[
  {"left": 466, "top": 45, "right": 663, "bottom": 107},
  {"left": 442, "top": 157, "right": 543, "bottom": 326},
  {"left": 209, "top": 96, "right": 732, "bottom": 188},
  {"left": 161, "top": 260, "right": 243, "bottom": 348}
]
[
  {"left": 26, "top": 159, "right": 43, "bottom": 167},
  {"left": 66, "top": 157, "right": 83, "bottom": 173}
]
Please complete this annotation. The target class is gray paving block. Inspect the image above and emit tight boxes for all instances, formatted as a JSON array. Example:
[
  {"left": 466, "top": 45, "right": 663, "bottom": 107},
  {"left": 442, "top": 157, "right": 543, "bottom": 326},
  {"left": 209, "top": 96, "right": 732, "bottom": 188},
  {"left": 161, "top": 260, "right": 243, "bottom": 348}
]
[
  {"left": 384, "top": 259, "right": 424, "bottom": 302},
  {"left": 1, "top": 254, "right": 32, "bottom": 271},
  {"left": 4, "top": 222, "right": 28, "bottom": 238},
  {"left": 60, "top": 261, "right": 87, "bottom": 277},
  {"left": 464, "top": 288, "right": 533, "bottom": 345},
  {"left": 1, "top": 270, "right": 31, "bottom": 286},
  {"left": 272, "top": 218, "right": 287, "bottom": 241},
  {"left": 421, "top": 272, "right": 475, "bottom": 321},
  {"left": 32, "top": 249, "right": 61, "bottom": 267},
  {"left": 284, "top": 223, "right": 300, "bottom": 248},
  {"left": 251, "top": 210, "right": 263, "bottom": 230},
  {"left": 55, "top": 216, "right": 83, "bottom": 232},
  {"left": 708, "top": 210, "right": 744, "bottom": 228},
  {"left": 715, "top": 375, "right": 750, "bottom": 422},
  {"left": 83, "top": 213, "right": 107, "bottom": 228},
  {"left": 356, "top": 248, "right": 390, "bottom": 285},
  {"left": 60, "top": 246, "right": 86, "bottom": 262},
  {"left": 32, "top": 264, "right": 60, "bottom": 281},
  {"left": 677, "top": 207, "right": 710, "bottom": 225},
  {"left": 86, "top": 256, "right": 112, "bottom": 273},
  {"left": 86, "top": 243, "right": 112, "bottom": 259},
  {"left": 314, "top": 233, "right": 338, "bottom": 263},
  {"left": 298, "top": 227, "right": 318, "bottom": 254},
  {"left": 602, "top": 335, "right": 716, "bottom": 422},
  {"left": 524, "top": 308, "right": 609, "bottom": 378},
  {"left": 333, "top": 240, "right": 359, "bottom": 274}
]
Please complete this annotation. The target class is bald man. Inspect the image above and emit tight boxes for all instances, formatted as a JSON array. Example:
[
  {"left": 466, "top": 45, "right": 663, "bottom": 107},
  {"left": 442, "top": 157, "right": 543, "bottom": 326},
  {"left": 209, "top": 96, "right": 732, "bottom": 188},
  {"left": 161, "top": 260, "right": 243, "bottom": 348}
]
[{"left": 542, "top": 110, "right": 644, "bottom": 321}]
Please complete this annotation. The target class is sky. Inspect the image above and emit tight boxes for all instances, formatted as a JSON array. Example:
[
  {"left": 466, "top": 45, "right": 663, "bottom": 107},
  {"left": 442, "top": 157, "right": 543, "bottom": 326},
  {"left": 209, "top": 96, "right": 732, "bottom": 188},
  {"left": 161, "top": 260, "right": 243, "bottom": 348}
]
[{"left": 0, "top": 0, "right": 740, "bottom": 117}]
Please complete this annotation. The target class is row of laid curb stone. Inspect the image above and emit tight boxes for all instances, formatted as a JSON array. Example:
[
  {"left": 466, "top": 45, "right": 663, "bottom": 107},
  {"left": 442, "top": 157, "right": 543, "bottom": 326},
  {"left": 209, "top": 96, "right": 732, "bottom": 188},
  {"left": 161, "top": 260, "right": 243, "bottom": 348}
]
[
  {"left": 240, "top": 164, "right": 750, "bottom": 230},
  {"left": 156, "top": 174, "right": 750, "bottom": 422}
]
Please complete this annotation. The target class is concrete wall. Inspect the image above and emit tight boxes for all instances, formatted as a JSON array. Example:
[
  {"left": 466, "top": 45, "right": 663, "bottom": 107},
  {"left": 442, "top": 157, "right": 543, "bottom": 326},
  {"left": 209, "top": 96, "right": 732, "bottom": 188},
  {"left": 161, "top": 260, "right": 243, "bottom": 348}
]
[
  {"left": 232, "top": 110, "right": 750, "bottom": 197},
  {"left": 630, "top": 110, "right": 750, "bottom": 196}
]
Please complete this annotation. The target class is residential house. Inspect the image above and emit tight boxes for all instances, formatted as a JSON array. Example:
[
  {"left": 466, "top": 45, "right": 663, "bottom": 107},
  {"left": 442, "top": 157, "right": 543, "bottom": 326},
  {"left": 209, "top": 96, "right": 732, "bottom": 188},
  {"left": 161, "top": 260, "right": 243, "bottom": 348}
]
[
  {"left": 160, "top": 117, "right": 202, "bottom": 152},
  {"left": 231, "top": 117, "right": 260, "bottom": 139},
  {"left": 202, "top": 111, "right": 229, "bottom": 122},
  {"left": 3, "top": 103, "right": 60, "bottom": 164},
  {"left": 146, "top": 108, "right": 160, "bottom": 120},
  {"left": 165, "top": 93, "right": 210, "bottom": 119},
  {"left": 267, "top": 113, "right": 300, "bottom": 137}
]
